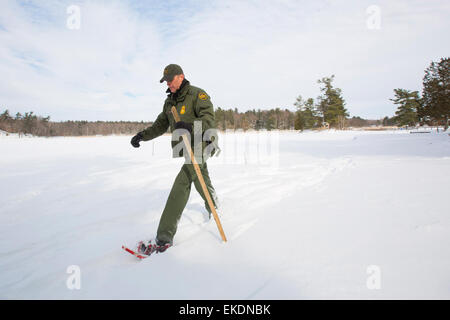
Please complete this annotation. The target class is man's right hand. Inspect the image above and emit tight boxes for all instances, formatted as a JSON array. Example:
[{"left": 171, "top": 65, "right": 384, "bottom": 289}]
[{"left": 131, "top": 132, "right": 144, "bottom": 148}]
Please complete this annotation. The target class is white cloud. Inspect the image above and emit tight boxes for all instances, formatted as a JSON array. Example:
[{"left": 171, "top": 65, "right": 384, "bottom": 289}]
[{"left": 0, "top": 0, "right": 449, "bottom": 121}]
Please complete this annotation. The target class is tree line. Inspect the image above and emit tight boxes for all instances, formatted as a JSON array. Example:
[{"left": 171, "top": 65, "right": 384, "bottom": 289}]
[
  {"left": 2, "top": 57, "right": 446, "bottom": 137},
  {"left": 0, "top": 74, "right": 376, "bottom": 137},
  {"left": 0, "top": 111, "right": 151, "bottom": 137},
  {"left": 0, "top": 106, "right": 381, "bottom": 137}
]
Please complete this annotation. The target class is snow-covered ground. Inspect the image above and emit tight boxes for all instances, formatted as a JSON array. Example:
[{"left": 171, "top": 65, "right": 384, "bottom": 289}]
[{"left": 0, "top": 130, "right": 449, "bottom": 299}]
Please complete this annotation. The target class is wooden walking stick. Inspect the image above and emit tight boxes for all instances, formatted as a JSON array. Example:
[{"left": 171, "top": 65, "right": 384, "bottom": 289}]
[{"left": 171, "top": 106, "right": 227, "bottom": 243}]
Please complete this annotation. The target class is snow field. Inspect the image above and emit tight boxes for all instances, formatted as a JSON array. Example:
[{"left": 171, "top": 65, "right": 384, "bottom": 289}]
[{"left": 0, "top": 130, "right": 449, "bottom": 299}]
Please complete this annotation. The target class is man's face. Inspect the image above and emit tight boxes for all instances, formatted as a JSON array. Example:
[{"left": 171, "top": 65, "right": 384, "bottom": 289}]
[{"left": 167, "top": 74, "right": 184, "bottom": 93}]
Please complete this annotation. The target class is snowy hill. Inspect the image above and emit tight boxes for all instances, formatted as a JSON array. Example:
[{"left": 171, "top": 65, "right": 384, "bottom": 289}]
[{"left": 0, "top": 130, "right": 449, "bottom": 299}]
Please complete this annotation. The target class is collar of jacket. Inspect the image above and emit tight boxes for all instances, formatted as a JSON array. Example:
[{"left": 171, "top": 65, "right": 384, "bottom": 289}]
[{"left": 166, "top": 79, "right": 190, "bottom": 102}]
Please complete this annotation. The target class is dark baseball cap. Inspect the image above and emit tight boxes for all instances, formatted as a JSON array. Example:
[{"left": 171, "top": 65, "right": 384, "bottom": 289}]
[{"left": 160, "top": 64, "right": 184, "bottom": 83}]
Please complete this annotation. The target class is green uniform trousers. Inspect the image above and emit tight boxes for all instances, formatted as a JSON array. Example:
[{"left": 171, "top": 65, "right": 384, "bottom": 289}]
[{"left": 156, "top": 161, "right": 218, "bottom": 245}]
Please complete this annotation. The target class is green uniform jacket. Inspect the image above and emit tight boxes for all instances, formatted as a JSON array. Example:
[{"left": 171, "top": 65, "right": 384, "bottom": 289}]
[{"left": 140, "top": 80, "right": 218, "bottom": 160}]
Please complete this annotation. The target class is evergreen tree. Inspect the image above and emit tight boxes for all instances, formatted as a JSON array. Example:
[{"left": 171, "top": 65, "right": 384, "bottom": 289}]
[
  {"left": 293, "top": 95, "right": 304, "bottom": 110},
  {"left": 294, "top": 112, "right": 305, "bottom": 131},
  {"left": 265, "top": 115, "right": 275, "bottom": 131},
  {"left": 1, "top": 109, "right": 12, "bottom": 121},
  {"left": 294, "top": 96, "right": 318, "bottom": 130},
  {"left": 294, "top": 95, "right": 305, "bottom": 131},
  {"left": 303, "top": 98, "right": 317, "bottom": 128},
  {"left": 0, "top": 109, "right": 13, "bottom": 132},
  {"left": 390, "top": 89, "right": 420, "bottom": 126},
  {"left": 382, "top": 116, "right": 396, "bottom": 126},
  {"left": 23, "top": 111, "right": 37, "bottom": 134},
  {"left": 255, "top": 109, "right": 263, "bottom": 130},
  {"left": 422, "top": 57, "right": 450, "bottom": 129},
  {"left": 274, "top": 107, "right": 281, "bottom": 129},
  {"left": 316, "top": 75, "right": 348, "bottom": 127}
]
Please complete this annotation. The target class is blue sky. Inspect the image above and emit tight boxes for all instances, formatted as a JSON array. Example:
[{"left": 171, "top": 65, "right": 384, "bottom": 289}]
[{"left": 0, "top": 0, "right": 449, "bottom": 121}]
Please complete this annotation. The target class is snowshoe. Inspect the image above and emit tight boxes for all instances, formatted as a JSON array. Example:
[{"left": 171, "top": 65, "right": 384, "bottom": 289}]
[{"left": 137, "top": 239, "right": 171, "bottom": 255}]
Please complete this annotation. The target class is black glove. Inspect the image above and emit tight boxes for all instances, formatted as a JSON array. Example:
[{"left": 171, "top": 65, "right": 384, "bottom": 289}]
[
  {"left": 131, "top": 132, "right": 143, "bottom": 148},
  {"left": 174, "top": 121, "right": 193, "bottom": 133}
]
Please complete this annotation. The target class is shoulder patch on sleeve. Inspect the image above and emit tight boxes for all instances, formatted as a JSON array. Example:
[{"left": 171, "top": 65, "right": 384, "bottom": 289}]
[{"left": 198, "top": 92, "right": 208, "bottom": 101}]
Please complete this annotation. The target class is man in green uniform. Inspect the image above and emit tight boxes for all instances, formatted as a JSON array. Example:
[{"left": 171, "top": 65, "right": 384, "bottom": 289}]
[{"left": 130, "top": 64, "right": 219, "bottom": 252}]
